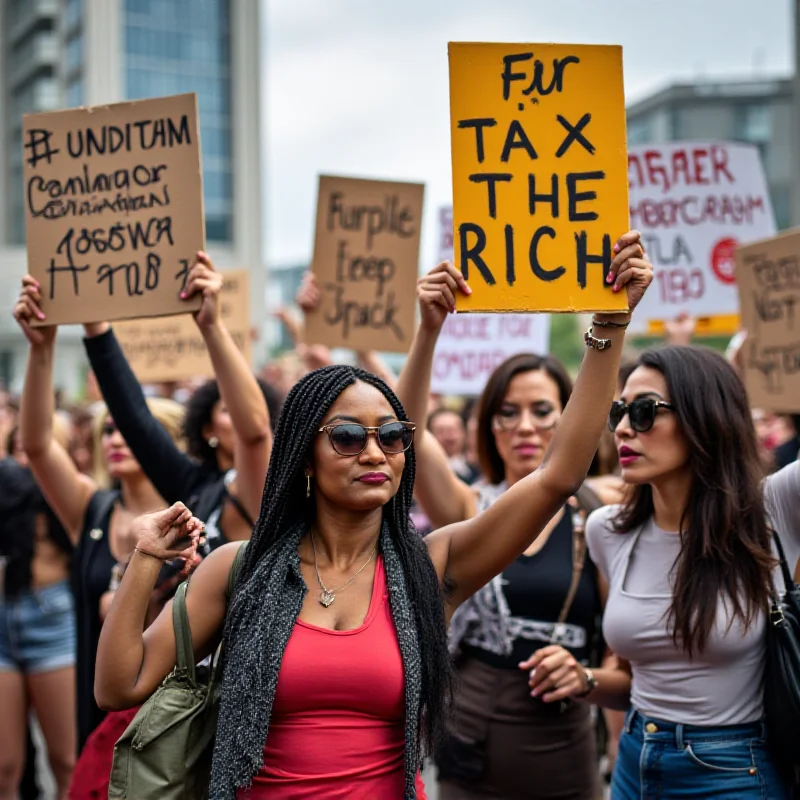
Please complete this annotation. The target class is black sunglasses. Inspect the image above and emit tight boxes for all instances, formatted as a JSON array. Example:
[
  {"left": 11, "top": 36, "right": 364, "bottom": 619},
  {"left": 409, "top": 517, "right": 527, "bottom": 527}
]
[
  {"left": 318, "top": 421, "right": 416, "bottom": 457},
  {"left": 609, "top": 398, "right": 675, "bottom": 433}
]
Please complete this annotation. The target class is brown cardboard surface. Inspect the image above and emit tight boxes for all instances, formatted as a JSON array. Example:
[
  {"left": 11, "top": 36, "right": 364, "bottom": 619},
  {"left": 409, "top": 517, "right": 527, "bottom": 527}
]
[
  {"left": 23, "top": 93, "right": 205, "bottom": 325},
  {"left": 735, "top": 229, "right": 800, "bottom": 412},
  {"left": 114, "top": 269, "right": 251, "bottom": 384},
  {"left": 303, "top": 175, "right": 424, "bottom": 353},
  {"left": 448, "top": 43, "right": 629, "bottom": 314}
]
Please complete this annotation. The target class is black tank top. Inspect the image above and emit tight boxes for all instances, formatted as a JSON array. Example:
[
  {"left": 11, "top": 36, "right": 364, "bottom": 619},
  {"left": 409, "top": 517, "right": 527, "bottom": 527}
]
[{"left": 461, "top": 507, "right": 601, "bottom": 669}]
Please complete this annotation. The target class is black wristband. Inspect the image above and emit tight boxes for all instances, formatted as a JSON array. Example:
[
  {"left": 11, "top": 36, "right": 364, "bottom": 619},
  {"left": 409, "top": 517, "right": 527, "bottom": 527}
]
[{"left": 592, "top": 316, "right": 631, "bottom": 329}]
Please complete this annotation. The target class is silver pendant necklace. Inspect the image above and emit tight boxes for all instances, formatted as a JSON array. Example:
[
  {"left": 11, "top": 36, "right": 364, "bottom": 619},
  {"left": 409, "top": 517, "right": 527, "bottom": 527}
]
[{"left": 310, "top": 531, "right": 377, "bottom": 607}]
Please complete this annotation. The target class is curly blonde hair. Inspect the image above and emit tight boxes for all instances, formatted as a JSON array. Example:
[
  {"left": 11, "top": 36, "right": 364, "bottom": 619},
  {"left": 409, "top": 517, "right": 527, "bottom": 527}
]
[{"left": 91, "top": 398, "right": 186, "bottom": 488}]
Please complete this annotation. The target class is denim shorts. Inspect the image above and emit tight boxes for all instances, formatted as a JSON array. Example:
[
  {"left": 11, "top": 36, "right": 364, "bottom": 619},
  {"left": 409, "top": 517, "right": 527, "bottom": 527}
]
[
  {"left": 613, "top": 708, "right": 790, "bottom": 800},
  {"left": 0, "top": 580, "right": 76, "bottom": 675}
]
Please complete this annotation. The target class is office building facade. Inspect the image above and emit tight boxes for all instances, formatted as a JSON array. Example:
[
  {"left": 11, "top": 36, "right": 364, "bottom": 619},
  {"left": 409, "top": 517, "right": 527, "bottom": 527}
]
[
  {"left": 626, "top": 76, "right": 794, "bottom": 230},
  {"left": 0, "top": 0, "right": 262, "bottom": 396}
]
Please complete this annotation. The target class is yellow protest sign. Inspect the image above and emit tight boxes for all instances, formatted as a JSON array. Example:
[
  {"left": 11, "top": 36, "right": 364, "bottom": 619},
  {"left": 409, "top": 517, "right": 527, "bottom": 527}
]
[{"left": 448, "top": 43, "right": 629, "bottom": 313}]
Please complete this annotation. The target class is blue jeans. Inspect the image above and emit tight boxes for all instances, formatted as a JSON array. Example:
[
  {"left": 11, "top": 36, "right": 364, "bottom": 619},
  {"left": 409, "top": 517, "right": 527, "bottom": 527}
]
[
  {"left": 0, "top": 580, "right": 76, "bottom": 674},
  {"left": 613, "top": 708, "right": 789, "bottom": 799}
]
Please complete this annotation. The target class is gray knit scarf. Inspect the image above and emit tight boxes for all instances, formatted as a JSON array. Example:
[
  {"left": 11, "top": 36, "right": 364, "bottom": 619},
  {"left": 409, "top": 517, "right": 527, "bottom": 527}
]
[{"left": 209, "top": 520, "right": 422, "bottom": 799}]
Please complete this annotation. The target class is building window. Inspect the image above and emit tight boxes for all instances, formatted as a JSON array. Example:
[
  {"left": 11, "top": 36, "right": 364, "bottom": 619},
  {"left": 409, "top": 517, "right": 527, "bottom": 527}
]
[
  {"left": 771, "top": 184, "right": 791, "bottom": 230},
  {"left": 627, "top": 116, "right": 652, "bottom": 145},
  {"left": 735, "top": 104, "right": 771, "bottom": 143},
  {"left": 66, "top": 32, "right": 83, "bottom": 75},
  {"left": 124, "top": 0, "right": 232, "bottom": 243},
  {"left": 65, "top": 0, "right": 83, "bottom": 33},
  {"left": 67, "top": 78, "right": 84, "bottom": 107}
]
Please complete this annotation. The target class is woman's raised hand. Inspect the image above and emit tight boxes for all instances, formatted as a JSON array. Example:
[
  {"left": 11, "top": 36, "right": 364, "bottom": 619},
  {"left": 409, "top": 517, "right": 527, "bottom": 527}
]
[
  {"left": 295, "top": 272, "right": 322, "bottom": 314},
  {"left": 13, "top": 275, "right": 56, "bottom": 347},
  {"left": 183, "top": 251, "right": 223, "bottom": 329},
  {"left": 131, "top": 502, "right": 205, "bottom": 563},
  {"left": 416, "top": 261, "right": 472, "bottom": 333},
  {"left": 606, "top": 230, "right": 653, "bottom": 313}
]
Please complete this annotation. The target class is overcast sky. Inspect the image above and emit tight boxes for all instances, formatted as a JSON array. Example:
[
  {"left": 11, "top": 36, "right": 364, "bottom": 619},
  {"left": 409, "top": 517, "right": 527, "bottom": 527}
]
[{"left": 261, "top": 0, "right": 793, "bottom": 270}]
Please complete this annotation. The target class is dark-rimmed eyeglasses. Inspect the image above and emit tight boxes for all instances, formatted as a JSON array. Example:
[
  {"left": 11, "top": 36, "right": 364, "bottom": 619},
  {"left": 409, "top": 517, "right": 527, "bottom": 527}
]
[
  {"left": 492, "top": 407, "right": 559, "bottom": 433},
  {"left": 609, "top": 398, "right": 675, "bottom": 433},
  {"left": 318, "top": 421, "right": 416, "bottom": 457}
]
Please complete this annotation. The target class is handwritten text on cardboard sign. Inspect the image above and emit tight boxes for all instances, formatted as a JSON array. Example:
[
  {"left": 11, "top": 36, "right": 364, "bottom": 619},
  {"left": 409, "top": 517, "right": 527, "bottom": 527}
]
[
  {"left": 23, "top": 93, "right": 205, "bottom": 325},
  {"left": 304, "top": 176, "right": 424, "bottom": 353}
]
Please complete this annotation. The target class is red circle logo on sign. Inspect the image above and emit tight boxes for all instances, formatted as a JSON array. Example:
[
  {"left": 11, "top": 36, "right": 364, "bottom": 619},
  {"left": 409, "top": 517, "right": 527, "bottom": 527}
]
[{"left": 710, "top": 238, "right": 738, "bottom": 285}]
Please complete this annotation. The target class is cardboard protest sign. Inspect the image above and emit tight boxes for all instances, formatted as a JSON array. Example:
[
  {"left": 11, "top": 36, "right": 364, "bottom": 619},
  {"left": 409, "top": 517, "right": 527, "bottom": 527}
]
[
  {"left": 303, "top": 175, "right": 424, "bottom": 353},
  {"left": 628, "top": 142, "right": 775, "bottom": 335},
  {"left": 735, "top": 231, "right": 800, "bottom": 412},
  {"left": 432, "top": 205, "right": 551, "bottom": 395},
  {"left": 433, "top": 314, "right": 552, "bottom": 397},
  {"left": 114, "top": 269, "right": 251, "bottom": 384},
  {"left": 448, "top": 43, "right": 629, "bottom": 314},
  {"left": 23, "top": 93, "right": 204, "bottom": 325}
]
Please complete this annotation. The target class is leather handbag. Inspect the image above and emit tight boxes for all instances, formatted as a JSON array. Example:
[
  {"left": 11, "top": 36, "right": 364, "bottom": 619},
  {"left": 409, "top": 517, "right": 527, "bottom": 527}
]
[
  {"left": 764, "top": 531, "right": 800, "bottom": 780},
  {"left": 108, "top": 543, "right": 247, "bottom": 799}
]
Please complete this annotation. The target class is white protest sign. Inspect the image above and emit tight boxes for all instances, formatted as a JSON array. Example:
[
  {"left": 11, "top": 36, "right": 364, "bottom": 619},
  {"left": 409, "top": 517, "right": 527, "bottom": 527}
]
[
  {"left": 431, "top": 205, "right": 551, "bottom": 396},
  {"left": 628, "top": 142, "right": 776, "bottom": 334}
]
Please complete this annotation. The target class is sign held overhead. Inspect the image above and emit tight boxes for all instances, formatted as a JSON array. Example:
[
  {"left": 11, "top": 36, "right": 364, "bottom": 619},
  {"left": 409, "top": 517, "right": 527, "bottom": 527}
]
[
  {"left": 448, "top": 43, "right": 629, "bottom": 314},
  {"left": 303, "top": 175, "right": 424, "bottom": 354},
  {"left": 735, "top": 230, "right": 800, "bottom": 413},
  {"left": 628, "top": 141, "right": 776, "bottom": 335},
  {"left": 114, "top": 269, "right": 251, "bottom": 384},
  {"left": 23, "top": 93, "right": 204, "bottom": 325}
]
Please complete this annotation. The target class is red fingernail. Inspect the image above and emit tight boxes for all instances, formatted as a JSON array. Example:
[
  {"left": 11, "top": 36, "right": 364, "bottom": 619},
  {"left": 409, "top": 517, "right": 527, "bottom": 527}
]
[
  {"left": 606, "top": 272, "right": 614, "bottom": 284},
  {"left": 37, "top": 311, "right": 45, "bottom": 320},
  {"left": 614, "top": 244, "right": 620, "bottom": 253},
  {"left": 613, "top": 284, "right": 619, "bottom": 293},
  {"left": 180, "top": 292, "right": 186, "bottom": 299}
]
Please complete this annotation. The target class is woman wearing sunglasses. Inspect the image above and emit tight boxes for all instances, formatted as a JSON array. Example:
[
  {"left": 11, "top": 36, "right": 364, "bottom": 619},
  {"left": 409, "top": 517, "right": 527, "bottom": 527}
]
[
  {"left": 393, "top": 231, "right": 648, "bottom": 800},
  {"left": 93, "top": 236, "right": 651, "bottom": 799},
  {"left": 532, "top": 345, "right": 799, "bottom": 798}
]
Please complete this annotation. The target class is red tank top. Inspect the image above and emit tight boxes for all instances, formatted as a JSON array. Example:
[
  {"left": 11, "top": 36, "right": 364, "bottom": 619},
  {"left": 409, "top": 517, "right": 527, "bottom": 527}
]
[{"left": 238, "top": 557, "right": 427, "bottom": 799}]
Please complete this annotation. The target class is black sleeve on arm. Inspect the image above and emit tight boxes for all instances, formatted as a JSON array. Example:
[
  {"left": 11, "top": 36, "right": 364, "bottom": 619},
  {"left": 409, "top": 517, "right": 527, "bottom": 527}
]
[{"left": 83, "top": 328, "right": 201, "bottom": 503}]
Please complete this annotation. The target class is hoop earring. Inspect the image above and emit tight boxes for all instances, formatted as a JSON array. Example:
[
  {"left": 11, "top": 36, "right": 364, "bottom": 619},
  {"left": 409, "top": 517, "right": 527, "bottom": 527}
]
[
  {"left": 306, "top": 474, "right": 312, "bottom": 499},
  {"left": 208, "top": 436, "right": 219, "bottom": 449}
]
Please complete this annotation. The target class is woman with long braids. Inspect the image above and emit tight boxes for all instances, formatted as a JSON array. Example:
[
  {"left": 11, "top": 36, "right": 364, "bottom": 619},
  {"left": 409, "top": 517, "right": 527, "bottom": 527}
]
[
  {"left": 534, "top": 346, "right": 799, "bottom": 798},
  {"left": 93, "top": 236, "right": 651, "bottom": 799}
]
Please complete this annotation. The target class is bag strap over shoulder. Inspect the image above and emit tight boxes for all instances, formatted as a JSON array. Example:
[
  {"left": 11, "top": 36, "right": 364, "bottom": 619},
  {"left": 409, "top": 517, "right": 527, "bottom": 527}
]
[
  {"left": 172, "top": 582, "right": 195, "bottom": 680},
  {"left": 771, "top": 530, "right": 796, "bottom": 598},
  {"left": 227, "top": 542, "right": 248, "bottom": 600},
  {"left": 170, "top": 542, "right": 249, "bottom": 683},
  {"left": 553, "top": 502, "right": 588, "bottom": 630}
]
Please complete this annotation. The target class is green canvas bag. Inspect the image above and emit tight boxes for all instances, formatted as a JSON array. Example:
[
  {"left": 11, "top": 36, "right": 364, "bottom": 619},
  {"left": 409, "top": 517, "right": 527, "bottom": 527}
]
[{"left": 108, "top": 543, "right": 247, "bottom": 799}]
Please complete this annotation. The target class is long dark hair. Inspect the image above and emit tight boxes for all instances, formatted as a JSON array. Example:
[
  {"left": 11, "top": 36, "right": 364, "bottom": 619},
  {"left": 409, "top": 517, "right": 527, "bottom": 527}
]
[
  {"left": 614, "top": 346, "right": 775, "bottom": 656},
  {"left": 229, "top": 364, "right": 451, "bottom": 753},
  {"left": 476, "top": 353, "right": 573, "bottom": 484}
]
